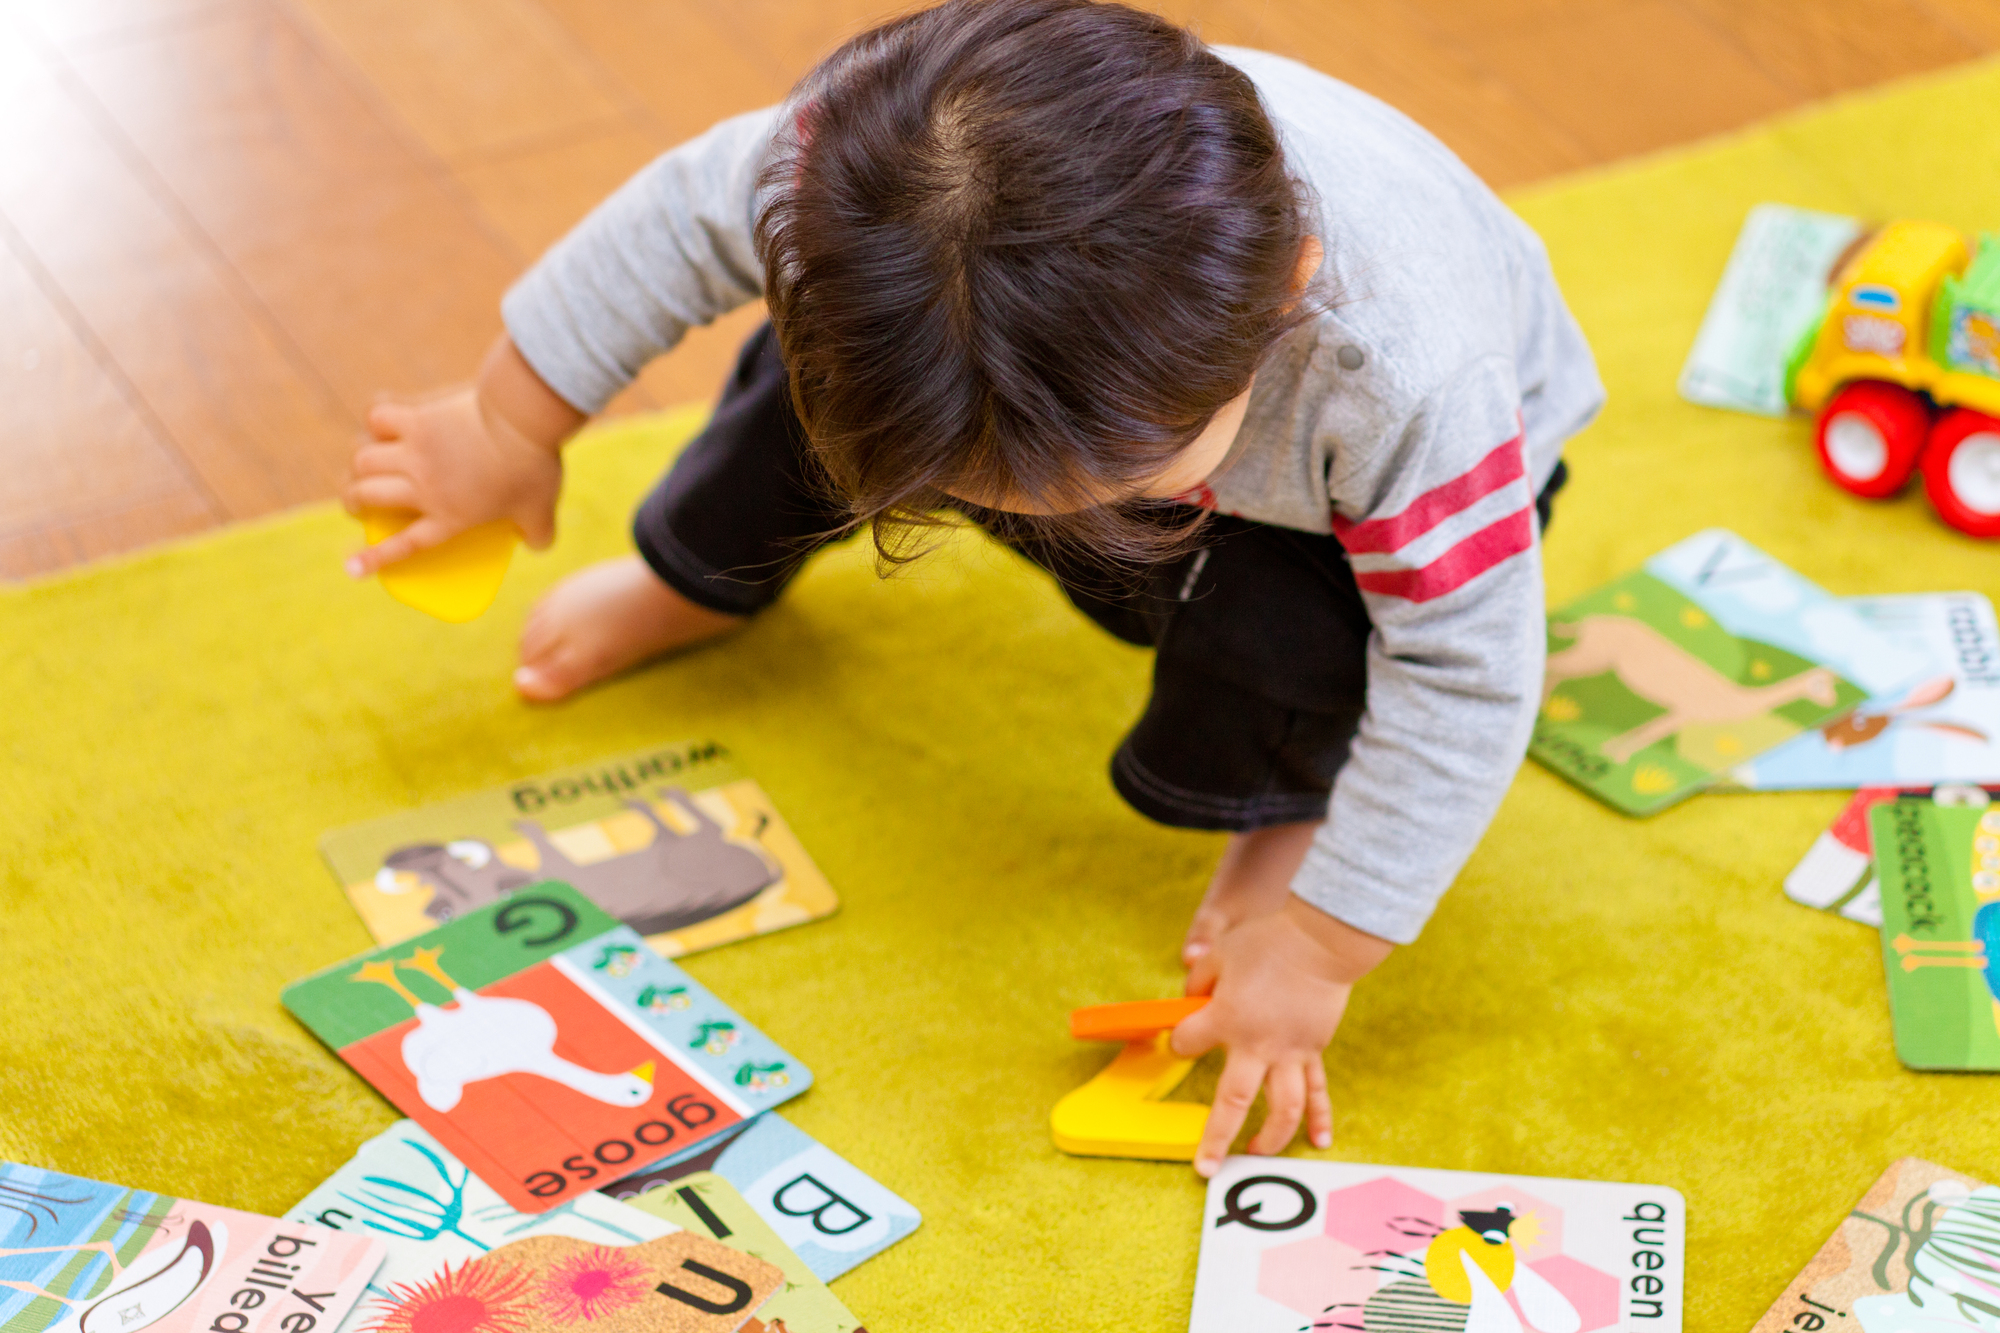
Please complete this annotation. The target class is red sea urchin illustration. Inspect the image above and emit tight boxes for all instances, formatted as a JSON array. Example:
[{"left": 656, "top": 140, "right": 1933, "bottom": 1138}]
[
  {"left": 536, "top": 1247, "right": 654, "bottom": 1324},
  {"left": 367, "top": 1260, "right": 533, "bottom": 1333}
]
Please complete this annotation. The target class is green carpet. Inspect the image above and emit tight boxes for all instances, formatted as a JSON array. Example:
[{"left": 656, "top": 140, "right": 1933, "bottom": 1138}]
[{"left": 7, "top": 59, "right": 2000, "bottom": 1333}]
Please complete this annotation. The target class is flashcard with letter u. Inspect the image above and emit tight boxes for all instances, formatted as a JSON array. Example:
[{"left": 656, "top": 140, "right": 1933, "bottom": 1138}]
[{"left": 1190, "top": 1158, "right": 1684, "bottom": 1333}]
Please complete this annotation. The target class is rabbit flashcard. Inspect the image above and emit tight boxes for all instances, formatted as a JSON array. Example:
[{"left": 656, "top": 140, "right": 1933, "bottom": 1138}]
[
  {"left": 1729, "top": 593, "right": 2000, "bottom": 789},
  {"left": 320, "top": 741, "right": 837, "bottom": 960},
  {"left": 282, "top": 885, "right": 811, "bottom": 1214}
]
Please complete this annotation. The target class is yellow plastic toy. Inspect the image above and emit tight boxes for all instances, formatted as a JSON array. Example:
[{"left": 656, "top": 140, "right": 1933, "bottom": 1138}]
[
  {"left": 360, "top": 510, "right": 518, "bottom": 624},
  {"left": 1786, "top": 219, "right": 2000, "bottom": 537},
  {"left": 1050, "top": 997, "right": 1210, "bottom": 1161}
]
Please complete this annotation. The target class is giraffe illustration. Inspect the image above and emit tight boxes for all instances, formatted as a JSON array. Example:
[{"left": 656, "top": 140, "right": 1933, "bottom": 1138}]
[{"left": 351, "top": 946, "right": 654, "bottom": 1113}]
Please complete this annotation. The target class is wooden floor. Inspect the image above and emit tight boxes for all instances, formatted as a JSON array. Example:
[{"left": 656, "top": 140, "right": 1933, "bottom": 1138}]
[{"left": 4, "top": 0, "right": 1998, "bottom": 577}]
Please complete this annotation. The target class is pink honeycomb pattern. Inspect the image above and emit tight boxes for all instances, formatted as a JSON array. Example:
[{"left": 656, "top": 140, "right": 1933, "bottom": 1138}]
[{"left": 1254, "top": 1175, "right": 1621, "bottom": 1332}]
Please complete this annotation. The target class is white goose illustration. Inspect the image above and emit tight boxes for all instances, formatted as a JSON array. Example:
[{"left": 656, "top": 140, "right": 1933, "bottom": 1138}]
[{"left": 353, "top": 947, "right": 654, "bottom": 1113}]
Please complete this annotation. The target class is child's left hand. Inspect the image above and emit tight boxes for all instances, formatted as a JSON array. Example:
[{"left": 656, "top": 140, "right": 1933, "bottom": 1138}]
[{"left": 1171, "top": 897, "right": 1393, "bottom": 1177}]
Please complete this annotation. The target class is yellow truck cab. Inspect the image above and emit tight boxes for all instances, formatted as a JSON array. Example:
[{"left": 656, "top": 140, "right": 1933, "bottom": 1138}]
[{"left": 1786, "top": 219, "right": 2000, "bottom": 538}]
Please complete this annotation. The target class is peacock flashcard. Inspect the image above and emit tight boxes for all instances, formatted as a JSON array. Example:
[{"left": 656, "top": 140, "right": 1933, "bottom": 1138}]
[
  {"left": 1530, "top": 529, "right": 1928, "bottom": 816},
  {"left": 1874, "top": 798, "right": 2000, "bottom": 1070},
  {"left": 1190, "top": 1158, "right": 1684, "bottom": 1333},
  {"left": 1784, "top": 783, "right": 2000, "bottom": 927},
  {"left": 0, "top": 1161, "right": 384, "bottom": 1333},
  {"left": 319, "top": 740, "right": 838, "bottom": 962},
  {"left": 282, "top": 884, "right": 812, "bottom": 1215},
  {"left": 1749, "top": 1158, "right": 1998, "bottom": 1333}
]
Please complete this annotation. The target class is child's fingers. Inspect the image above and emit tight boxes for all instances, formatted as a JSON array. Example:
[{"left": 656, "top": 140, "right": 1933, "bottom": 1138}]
[
  {"left": 365, "top": 401, "right": 416, "bottom": 441},
  {"left": 1183, "top": 950, "right": 1220, "bottom": 999},
  {"left": 1246, "top": 1060, "right": 1305, "bottom": 1156},
  {"left": 343, "top": 475, "right": 419, "bottom": 515},
  {"left": 1304, "top": 1055, "right": 1333, "bottom": 1150},
  {"left": 1168, "top": 1002, "right": 1220, "bottom": 1059},
  {"left": 350, "top": 443, "right": 413, "bottom": 477},
  {"left": 1194, "top": 1051, "right": 1267, "bottom": 1178},
  {"left": 346, "top": 515, "right": 450, "bottom": 578}
]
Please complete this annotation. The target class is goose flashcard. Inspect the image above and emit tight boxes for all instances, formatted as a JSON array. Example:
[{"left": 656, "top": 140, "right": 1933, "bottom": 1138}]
[
  {"left": 283, "top": 883, "right": 811, "bottom": 1215},
  {"left": 0, "top": 1160, "right": 384, "bottom": 1333},
  {"left": 1873, "top": 798, "right": 2000, "bottom": 1069},
  {"left": 1749, "top": 1158, "right": 1997, "bottom": 1333},
  {"left": 1730, "top": 594, "right": 2000, "bottom": 790},
  {"left": 359, "top": 1232, "right": 781, "bottom": 1333},
  {"left": 599, "top": 1114, "right": 920, "bottom": 1283},
  {"left": 1784, "top": 784, "right": 2000, "bottom": 927},
  {"left": 288, "top": 1122, "right": 677, "bottom": 1331},
  {"left": 321, "top": 741, "right": 837, "bottom": 960},
  {"left": 1189, "top": 1158, "right": 1684, "bottom": 1333},
  {"left": 1530, "top": 530, "right": 1920, "bottom": 816},
  {"left": 623, "top": 1174, "right": 866, "bottom": 1333}
]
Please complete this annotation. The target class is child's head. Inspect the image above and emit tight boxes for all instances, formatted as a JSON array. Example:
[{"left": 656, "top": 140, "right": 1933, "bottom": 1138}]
[{"left": 757, "top": 0, "right": 1314, "bottom": 563}]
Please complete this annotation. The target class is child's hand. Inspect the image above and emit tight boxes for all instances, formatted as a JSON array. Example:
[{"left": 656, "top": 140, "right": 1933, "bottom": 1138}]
[
  {"left": 1172, "top": 897, "right": 1392, "bottom": 1177},
  {"left": 342, "top": 338, "right": 582, "bottom": 576}
]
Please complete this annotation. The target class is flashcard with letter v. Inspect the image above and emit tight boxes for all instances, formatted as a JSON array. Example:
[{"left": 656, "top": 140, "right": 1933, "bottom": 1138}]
[
  {"left": 283, "top": 882, "right": 810, "bottom": 1215},
  {"left": 1190, "top": 1158, "right": 1684, "bottom": 1333}
]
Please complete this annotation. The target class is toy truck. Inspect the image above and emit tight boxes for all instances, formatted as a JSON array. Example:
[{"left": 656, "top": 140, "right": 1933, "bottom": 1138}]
[{"left": 1786, "top": 219, "right": 2000, "bottom": 538}]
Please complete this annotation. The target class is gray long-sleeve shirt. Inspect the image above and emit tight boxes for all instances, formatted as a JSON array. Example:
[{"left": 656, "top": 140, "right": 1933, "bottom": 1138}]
[{"left": 502, "top": 46, "right": 1605, "bottom": 945}]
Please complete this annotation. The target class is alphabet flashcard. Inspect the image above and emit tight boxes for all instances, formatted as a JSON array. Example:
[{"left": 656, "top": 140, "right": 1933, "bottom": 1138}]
[
  {"left": 1190, "top": 1157, "right": 1684, "bottom": 1333},
  {"left": 1530, "top": 530, "right": 1922, "bottom": 815},
  {"left": 0, "top": 1160, "right": 384, "bottom": 1333},
  {"left": 320, "top": 741, "right": 838, "bottom": 960},
  {"left": 1749, "top": 1158, "right": 1995, "bottom": 1333},
  {"left": 624, "top": 1173, "right": 865, "bottom": 1333},
  {"left": 1785, "top": 784, "right": 2000, "bottom": 927},
  {"left": 288, "top": 1122, "right": 677, "bottom": 1331},
  {"left": 360, "top": 1232, "right": 781, "bottom": 1333},
  {"left": 1873, "top": 797, "right": 2000, "bottom": 1069},
  {"left": 1678, "top": 204, "right": 1864, "bottom": 417},
  {"left": 1730, "top": 594, "right": 2000, "bottom": 790},
  {"left": 599, "top": 1114, "right": 920, "bottom": 1283},
  {"left": 282, "top": 883, "right": 811, "bottom": 1215}
]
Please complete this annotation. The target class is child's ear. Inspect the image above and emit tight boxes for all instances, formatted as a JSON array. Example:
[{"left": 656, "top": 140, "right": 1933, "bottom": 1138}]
[{"left": 1293, "top": 235, "right": 1324, "bottom": 293}]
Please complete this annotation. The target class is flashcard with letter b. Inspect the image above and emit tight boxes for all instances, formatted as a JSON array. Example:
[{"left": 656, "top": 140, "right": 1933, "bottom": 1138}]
[
  {"left": 1190, "top": 1158, "right": 1683, "bottom": 1333},
  {"left": 283, "top": 882, "right": 810, "bottom": 1215}
]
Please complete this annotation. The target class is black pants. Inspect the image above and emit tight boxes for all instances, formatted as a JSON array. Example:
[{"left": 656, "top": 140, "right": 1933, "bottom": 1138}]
[{"left": 635, "top": 324, "right": 1565, "bottom": 831}]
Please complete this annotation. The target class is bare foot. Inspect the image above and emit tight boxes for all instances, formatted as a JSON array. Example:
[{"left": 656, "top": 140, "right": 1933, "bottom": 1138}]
[
  {"left": 1182, "top": 821, "right": 1320, "bottom": 969},
  {"left": 515, "top": 555, "right": 742, "bottom": 702}
]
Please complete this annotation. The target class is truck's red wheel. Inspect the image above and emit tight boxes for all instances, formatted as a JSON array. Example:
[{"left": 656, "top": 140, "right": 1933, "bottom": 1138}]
[
  {"left": 1815, "top": 380, "right": 1930, "bottom": 498},
  {"left": 1924, "top": 408, "right": 2000, "bottom": 539}
]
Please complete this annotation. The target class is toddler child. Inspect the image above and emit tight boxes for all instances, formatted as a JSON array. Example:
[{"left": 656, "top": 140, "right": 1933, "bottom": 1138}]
[{"left": 342, "top": 0, "right": 1602, "bottom": 1177}]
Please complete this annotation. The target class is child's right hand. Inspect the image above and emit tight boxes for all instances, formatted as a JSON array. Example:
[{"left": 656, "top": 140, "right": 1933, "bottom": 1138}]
[{"left": 342, "top": 338, "right": 581, "bottom": 577}]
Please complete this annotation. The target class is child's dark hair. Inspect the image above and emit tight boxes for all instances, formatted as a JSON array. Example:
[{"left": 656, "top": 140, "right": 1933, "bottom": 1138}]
[{"left": 756, "top": 0, "right": 1314, "bottom": 567}]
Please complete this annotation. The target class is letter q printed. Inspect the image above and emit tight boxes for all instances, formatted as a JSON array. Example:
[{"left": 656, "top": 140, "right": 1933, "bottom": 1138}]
[
  {"left": 282, "top": 882, "right": 811, "bottom": 1214},
  {"left": 0, "top": 1161, "right": 384, "bottom": 1333},
  {"left": 1190, "top": 1157, "right": 1684, "bottom": 1333}
]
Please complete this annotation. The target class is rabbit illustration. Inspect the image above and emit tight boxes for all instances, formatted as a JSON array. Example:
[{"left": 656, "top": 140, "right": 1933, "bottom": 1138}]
[{"left": 1820, "top": 676, "right": 1990, "bottom": 750}]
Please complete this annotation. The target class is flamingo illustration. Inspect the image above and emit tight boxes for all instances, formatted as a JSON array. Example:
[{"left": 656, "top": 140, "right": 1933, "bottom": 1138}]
[{"left": 351, "top": 947, "right": 654, "bottom": 1113}]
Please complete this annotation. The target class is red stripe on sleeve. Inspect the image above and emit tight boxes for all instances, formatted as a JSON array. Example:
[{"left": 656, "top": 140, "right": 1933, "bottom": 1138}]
[
  {"left": 1331, "top": 434, "right": 1525, "bottom": 555},
  {"left": 1352, "top": 506, "right": 1534, "bottom": 603}
]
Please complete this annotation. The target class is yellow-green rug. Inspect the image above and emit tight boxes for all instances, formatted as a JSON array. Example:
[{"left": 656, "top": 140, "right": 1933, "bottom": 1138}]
[{"left": 7, "top": 59, "right": 2000, "bottom": 1333}]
